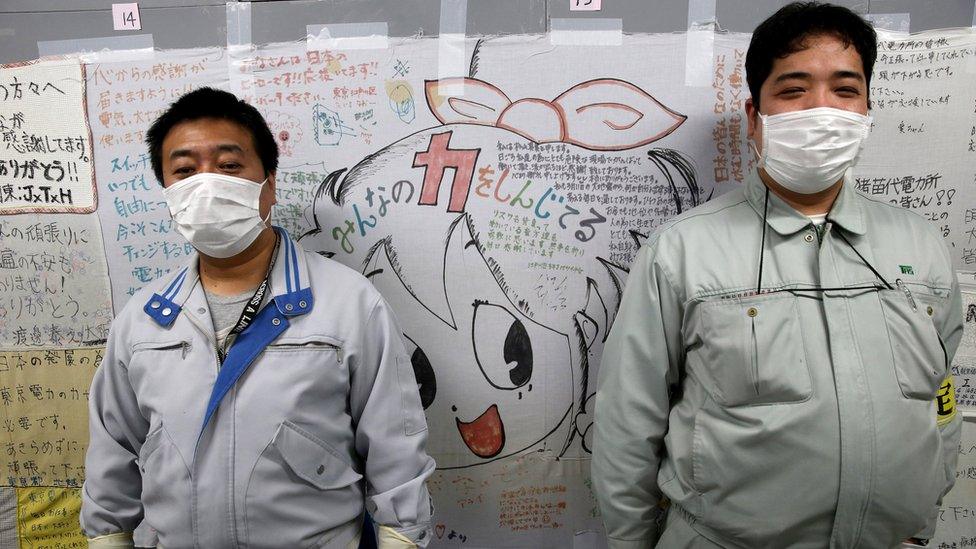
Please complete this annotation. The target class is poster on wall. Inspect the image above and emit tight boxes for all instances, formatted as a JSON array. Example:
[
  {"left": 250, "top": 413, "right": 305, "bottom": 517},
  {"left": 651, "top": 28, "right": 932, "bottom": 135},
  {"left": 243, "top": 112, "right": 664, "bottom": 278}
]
[{"left": 0, "top": 60, "right": 96, "bottom": 214}]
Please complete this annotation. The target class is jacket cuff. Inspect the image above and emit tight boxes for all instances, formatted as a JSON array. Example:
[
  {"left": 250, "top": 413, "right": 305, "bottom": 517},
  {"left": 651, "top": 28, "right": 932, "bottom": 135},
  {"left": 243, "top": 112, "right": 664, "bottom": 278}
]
[
  {"left": 88, "top": 532, "right": 134, "bottom": 549},
  {"left": 912, "top": 504, "right": 939, "bottom": 540},
  {"left": 377, "top": 525, "right": 419, "bottom": 549},
  {"left": 606, "top": 536, "right": 654, "bottom": 549}
]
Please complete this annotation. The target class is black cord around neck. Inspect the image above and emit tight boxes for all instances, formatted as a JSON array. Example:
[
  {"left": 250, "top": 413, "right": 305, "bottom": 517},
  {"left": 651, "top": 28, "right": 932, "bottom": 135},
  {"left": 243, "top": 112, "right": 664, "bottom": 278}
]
[
  {"left": 756, "top": 187, "right": 769, "bottom": 294},
  {"left": 835, "top": 230, "right": 893, "bottom": 290},
  {"left": 755, "top": 187, "right": 892, "bottom": 293}
]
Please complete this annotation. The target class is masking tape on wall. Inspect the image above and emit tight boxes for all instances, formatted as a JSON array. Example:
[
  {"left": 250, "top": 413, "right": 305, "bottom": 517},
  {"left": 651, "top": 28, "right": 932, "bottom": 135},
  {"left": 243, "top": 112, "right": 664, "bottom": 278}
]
[
  {"left": 307, "top": 22, "right": 390, "bottom": 51},
  {"left": 865, "top": 13, "right": 911, "bottom": 33},
  {"left": 550, "top": 17, "right": 622, "bottom": 46},
  {"left": 438, "top": 0, "right": 468, "bottom": 94},
  {"left": 226, "top": 1, "right": 253, "bottom": 98},
  {"left": 37, "top": 34, "right": 154, "bottom": 63},
  {"left": 684, "top": 0, "right": 716, "bottom": 88}
]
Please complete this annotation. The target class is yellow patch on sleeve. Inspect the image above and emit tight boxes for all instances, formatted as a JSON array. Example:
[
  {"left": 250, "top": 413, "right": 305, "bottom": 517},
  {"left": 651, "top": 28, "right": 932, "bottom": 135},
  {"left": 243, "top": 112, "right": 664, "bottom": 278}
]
[{"left": 936, "top": 375, "right": 957, "bottom": 427}]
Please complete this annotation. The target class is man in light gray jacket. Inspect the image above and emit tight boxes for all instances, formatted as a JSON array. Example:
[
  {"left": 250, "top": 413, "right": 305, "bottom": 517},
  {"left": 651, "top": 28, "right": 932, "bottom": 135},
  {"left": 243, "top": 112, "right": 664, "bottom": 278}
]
[
  {"left": 82, "top": 87, "right": 435, "bottom": 548},
  {"left": 592, "top": 3, "right": 962, "bottom": 548}
]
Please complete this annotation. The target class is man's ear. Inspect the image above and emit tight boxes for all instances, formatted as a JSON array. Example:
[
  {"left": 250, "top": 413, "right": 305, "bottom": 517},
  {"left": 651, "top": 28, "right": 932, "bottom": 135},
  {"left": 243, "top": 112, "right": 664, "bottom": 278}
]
[
  {"left": 745, "top": 97, "right": 759, "bottom": 143},
  {"left": 266, "top": 171, "right": 277, "bottom": 205}
]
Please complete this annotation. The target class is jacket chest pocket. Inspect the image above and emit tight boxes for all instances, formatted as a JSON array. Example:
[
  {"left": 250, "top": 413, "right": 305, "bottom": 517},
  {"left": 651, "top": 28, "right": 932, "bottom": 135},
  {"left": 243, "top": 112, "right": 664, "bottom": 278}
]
[
  {"left": 696, "top": 294, "right": 812, "bottom": 406},
  {"left": 130, "top": 340, "right": 191, "bottom": 368},
  {"left": 878, "top": 289, "right": 947, "bottom": 400},
  {"left": 263, "top": 337, "right": 343, "bottom": 360}
]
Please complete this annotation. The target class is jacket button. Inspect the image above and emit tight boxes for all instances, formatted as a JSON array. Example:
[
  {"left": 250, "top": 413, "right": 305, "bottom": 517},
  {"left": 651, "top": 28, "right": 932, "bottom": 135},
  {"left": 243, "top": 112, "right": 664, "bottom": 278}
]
[
  {"left": 299, "top": 300, "right": 307, "bottom": 308},
  {"left": 804, "top": 233, "right": 815, "bottom": 243},
  {"left": 150, "top": 301, "right": 161, "bottom": 309},
  {"left": 927, "top": 306, "right": 934, "bottom": 316},
  {"left": 316, "top": 464, "right": 325, "bottom": 475},
  {"left": 285, "top": 303, "right": 294, "bottom": 311},
  {"left": 272, "top": 317, "right": 281, "bottom": 326},
  {"left": 747, "top": 307, "right": 758, "bottom": 317},
  {"left": 161, "top": 307, "right": 172, "bottom": 316}
]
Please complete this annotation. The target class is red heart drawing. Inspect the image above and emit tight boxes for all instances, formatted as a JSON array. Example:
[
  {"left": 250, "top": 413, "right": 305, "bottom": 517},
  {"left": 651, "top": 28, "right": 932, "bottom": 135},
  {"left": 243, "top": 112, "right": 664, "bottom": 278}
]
[{"left": 435, "top": 524, "right": 446, "bottom": 539}]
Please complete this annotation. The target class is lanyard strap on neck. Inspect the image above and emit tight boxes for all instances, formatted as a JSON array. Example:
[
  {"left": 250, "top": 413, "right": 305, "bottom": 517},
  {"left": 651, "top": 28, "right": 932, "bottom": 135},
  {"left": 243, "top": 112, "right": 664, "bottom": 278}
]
[{"left": 228, "top": 232, "right": 280, "bottom": 338}]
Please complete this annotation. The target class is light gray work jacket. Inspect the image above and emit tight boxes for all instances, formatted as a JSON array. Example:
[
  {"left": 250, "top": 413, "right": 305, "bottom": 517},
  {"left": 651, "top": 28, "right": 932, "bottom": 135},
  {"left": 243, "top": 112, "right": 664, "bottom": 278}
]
[
  {"left": 593, "top": 170, "right": 963, "bottom": 549},
  {"left": 81, "top": 227, "right": 435, "bottom": 548}
]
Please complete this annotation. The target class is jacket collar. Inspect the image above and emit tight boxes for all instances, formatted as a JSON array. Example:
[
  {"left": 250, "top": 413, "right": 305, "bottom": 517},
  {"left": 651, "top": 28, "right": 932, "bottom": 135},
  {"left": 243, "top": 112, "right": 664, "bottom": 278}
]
[
  {"left": 267, "top": 226, "right": 314, "bottom": 317},
  {"left": 143, "top": 227, "right": 314, "bottom": 327},
  {"left": 744, "top": 168, "right": 866, "bottom": 236}
]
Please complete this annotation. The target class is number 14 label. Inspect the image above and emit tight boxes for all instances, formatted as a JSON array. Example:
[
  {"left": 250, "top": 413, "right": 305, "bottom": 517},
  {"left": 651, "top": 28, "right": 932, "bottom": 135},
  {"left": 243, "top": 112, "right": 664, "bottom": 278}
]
[{"left": 112, "top": 3, "right": 142, "bottom": 30}]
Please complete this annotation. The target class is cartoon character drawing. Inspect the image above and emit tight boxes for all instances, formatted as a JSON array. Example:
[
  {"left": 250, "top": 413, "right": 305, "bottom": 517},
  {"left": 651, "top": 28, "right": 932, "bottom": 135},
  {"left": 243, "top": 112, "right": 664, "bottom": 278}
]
[
  {"left": 362, "top": 214, "right": 577, "bottom": 468},
  {"left": 296, "top": 65, "right": 709, "bottom": 464},
  {"left": 268, "top": 110, "right": 304, "bottom": 157}
]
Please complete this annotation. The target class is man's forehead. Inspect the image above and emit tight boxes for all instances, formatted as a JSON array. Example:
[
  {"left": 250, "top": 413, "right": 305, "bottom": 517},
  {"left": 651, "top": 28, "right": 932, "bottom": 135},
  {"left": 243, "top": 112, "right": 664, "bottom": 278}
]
[
  {"left": 163, "top": 118, "right": 256, "bottom": 153},
  {"left": 773, "top": 33, "right": 861, "bottom": 64},
  {"left": 770, "top": 33, "right": 863, "bottom": 74}
]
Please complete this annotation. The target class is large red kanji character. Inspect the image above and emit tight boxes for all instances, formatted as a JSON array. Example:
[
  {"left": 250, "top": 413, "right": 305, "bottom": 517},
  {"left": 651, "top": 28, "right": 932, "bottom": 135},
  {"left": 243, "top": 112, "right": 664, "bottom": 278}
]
[{"left": 412, "top": 131, "right": 480, "bottom": 213}]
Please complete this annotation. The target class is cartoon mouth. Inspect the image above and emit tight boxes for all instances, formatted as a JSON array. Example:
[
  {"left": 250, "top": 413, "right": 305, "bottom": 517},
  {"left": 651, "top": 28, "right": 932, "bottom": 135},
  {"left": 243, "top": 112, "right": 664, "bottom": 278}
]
[{"left": 455, "top": 404, "right": 506, "bottom": 458}]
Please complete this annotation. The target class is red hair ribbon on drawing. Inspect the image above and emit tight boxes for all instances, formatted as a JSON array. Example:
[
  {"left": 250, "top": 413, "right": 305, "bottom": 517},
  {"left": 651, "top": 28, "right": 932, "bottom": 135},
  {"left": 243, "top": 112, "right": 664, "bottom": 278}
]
[{"left": 425, "top": 77, "right": 686, "bottom": 151}]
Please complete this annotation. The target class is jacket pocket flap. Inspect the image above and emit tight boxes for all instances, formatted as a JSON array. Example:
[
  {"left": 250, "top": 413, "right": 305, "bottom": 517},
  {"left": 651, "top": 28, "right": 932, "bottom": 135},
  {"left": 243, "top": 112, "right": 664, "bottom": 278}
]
[
  {"left": 273, "top": 421, "right": 362, "bottom": 490},
  {"left": 698, "top": 293, "right": 812, "bottom": 406}
]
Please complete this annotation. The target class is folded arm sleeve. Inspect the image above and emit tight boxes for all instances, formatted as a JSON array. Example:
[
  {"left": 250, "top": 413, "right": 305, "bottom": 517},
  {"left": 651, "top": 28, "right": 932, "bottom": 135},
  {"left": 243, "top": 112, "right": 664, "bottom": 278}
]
[
  {"left": 592, "top": 243, "right": 685, "bottom": 549},
  {"left": 87, "top": 532, "right": 135, "bottom": 548},
  {"left": 81, "top": 314, "right": 149, "bottom": 539},
  {"left": 916, "top": 276, "right": 965, "bottom": 539},
  {"left": 349, "top": 295, "right": 436, "bottom": 548}
]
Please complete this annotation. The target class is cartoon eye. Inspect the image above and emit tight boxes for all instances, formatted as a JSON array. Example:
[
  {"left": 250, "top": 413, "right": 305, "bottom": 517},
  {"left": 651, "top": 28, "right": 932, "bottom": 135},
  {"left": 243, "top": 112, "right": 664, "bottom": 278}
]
[
  {"left": 471, "top": 302, "right": 533, "bottom": 390},
  {"left": 404, "top": 335, "right": 436, "bottom": 409}
]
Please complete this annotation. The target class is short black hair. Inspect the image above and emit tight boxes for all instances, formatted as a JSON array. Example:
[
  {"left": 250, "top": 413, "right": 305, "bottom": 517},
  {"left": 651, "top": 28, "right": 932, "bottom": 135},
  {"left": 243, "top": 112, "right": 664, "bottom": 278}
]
[
  {"left": 146, "top": 87, "right": 278, "bottom": 184},
  {"left": 746, "top": 2, "right": 877, "bottom": 111}
]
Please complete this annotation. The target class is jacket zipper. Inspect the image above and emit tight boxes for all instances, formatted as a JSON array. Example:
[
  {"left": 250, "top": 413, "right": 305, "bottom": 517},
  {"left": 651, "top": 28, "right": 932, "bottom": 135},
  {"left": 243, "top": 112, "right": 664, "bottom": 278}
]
[{"left": 183, "top": 312, "right": 223, "bottom": 371}]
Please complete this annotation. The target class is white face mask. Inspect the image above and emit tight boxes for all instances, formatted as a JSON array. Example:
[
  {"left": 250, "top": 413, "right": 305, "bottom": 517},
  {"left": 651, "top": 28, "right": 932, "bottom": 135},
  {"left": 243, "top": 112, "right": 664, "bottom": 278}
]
[
  {"left": 163, "top": 172, "right": 270, "bottom": 258},
  {"left": 755, "top": 106, "right": 872, "bottom": 194}
]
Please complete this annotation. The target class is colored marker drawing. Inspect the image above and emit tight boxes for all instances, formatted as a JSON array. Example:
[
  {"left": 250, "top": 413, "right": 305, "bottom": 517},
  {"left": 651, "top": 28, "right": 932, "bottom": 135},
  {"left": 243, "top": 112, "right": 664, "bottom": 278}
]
[
  {"left": 425, "top": 76, "right": 686, "bottom": 151},
  {"left": 297, "top": 56, "right": 708, "bottom": 466}
]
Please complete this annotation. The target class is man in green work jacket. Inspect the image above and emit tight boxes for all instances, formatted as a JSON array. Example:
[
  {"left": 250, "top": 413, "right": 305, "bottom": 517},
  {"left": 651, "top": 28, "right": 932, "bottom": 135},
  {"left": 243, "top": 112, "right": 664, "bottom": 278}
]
[{"left": 592, "top": 3, "right": 963, "bottom": 548}]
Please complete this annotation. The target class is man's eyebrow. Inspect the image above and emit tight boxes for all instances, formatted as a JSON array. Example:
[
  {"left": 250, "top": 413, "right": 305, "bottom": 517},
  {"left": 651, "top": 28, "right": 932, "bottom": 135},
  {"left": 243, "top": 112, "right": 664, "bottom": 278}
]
[
  {"left": 772, "top": 70, "right": 864, "bottom": 84},
  {"left": 832, "top": 70, "right": 865, "bottom": 81},
  {"left": 168, "top": 148, "right": 194, "bottom": 160},
  {"left": 773, "top": 71, "right": 812, "bottom": 83},
  {"left": 215, "top": 143, "right": 245, "bottom": 154},
  {"left": 168, "top": 143, "right": 244, "bottom": 160}
]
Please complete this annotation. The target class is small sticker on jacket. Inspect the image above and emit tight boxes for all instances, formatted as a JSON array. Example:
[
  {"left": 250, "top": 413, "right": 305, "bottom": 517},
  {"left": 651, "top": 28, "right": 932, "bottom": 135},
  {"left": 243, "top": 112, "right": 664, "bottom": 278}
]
[{"left": 936, "top": 375, "right": 956, "bottom": 427}]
